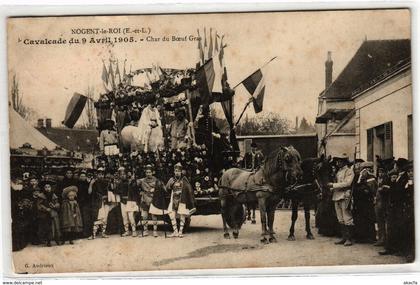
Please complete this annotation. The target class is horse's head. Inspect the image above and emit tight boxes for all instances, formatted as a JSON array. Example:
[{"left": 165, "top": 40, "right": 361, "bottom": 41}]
[
  {"left": 314, "top": 155, "right": 334, "bottom": 185},
  {"left": 262, "top": 145, "right": 303, "bottom": 187}
]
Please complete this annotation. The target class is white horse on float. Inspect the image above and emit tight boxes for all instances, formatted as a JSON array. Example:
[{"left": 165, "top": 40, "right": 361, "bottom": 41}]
[{"left": 120, "top": 104, "right": 164, "bottom": 152}]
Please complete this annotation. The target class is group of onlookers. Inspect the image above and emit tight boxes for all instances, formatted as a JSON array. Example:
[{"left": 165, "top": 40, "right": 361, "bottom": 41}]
[
  {"left": 317, "top": 154, "right": 414, "bottom": 262},
  {"left": 11, "top": 162, "right": 197, "bottom": 251}
]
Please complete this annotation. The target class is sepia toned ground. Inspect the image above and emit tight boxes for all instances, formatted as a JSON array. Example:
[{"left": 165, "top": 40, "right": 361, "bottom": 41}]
[{"left": 12, "top": 210, "right": 405, "bottom": 274}]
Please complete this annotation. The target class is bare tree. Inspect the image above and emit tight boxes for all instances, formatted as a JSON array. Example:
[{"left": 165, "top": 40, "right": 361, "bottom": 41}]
[
  {"left": 80, "top": 85, "right": 97, "bottom": 129},
  {"left": 10, "top": 73, "right": 38, "bottom": 122}
]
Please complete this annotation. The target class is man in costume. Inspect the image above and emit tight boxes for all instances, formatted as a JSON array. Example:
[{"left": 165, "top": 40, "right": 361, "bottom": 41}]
[
  {"left": 138, "top": 165, "right": 167, "bottom": 237},
  {"left": 113, "top": 168, "right": 133, "bottom": 237},
  {"left": 99, "top": 119, "right": 120, "bottom": 156},
  {"left": 137, "top": 103, "right": 164, "bottom": 152},
  {"left": 87, "top": 168, "right": 112, "bottom": 239},
  {"left": 169, "top": 107, "right": 192, "bottom": 150},
  {"left": 327, "top": 153, "right": 355, "bottom": 246},
  {"left": 166, "top": 163, "right": 196, "bottom": 238}
]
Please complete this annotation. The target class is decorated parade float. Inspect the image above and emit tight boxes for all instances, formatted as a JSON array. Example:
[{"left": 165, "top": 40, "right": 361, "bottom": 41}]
[{"left": 61, "top": 30, "right": 244, "bottom": 220}]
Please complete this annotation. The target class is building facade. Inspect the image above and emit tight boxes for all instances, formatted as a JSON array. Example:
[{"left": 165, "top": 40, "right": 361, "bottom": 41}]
[{"left": 316, "top": 39, "right": 412, "bottom": 163}]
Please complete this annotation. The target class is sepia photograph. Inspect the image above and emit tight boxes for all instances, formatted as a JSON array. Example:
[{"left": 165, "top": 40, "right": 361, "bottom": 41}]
[{"left": 6, "top": 9, "right": 414, "bottom": 274}]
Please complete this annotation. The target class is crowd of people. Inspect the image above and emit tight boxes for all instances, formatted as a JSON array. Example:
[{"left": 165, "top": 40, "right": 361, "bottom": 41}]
[
  {"left": 11, "top": 161, "right": 204, "bottom": 251},
  {"left": 316, "top": 154, "right": 415, "bottom": 262}
]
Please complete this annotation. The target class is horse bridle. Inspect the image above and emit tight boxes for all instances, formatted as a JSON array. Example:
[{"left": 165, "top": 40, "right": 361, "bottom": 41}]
[{"left": 276, "top": 146, "right": 297, "bottom": 187}]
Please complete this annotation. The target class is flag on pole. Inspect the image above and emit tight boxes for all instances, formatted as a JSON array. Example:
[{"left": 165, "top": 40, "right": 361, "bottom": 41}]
[
  {"left": 101, "top": 61, "right": 111, "bottom": 92},
  {"left": 242, "top": 68, "right": 266, "bottom": 113},
  {"left": 196, "top": 58, "right": 215, "bottom": 106},
  {"left": 219, "top": 35, "right": 227, "bottom": 83},
  {"left": 212, "top": 48, "right": 223, "bottom": 94},
  {"left": 203, "top": 28, "right": 208, "bottom": 62},
  {"left": 115, "top": 60, "right": 122, "bottom": 86},
  {"left": 208, "top": 28, "right": 213, "bottom": 60},
  {"left": 108, "top": 61, "right": 116, "bottom": 90},
  {"left": 197, "top": 29, "right": 204, "bottom": 67},
  {"left": 196, "top": 57, "right": 224, "bottom": 105},
  {"left": 102, "top": 60, "right": 108, "bottom": 84},
  {"left": 63, "top": 93, "right": 88, "bottom": 128}
]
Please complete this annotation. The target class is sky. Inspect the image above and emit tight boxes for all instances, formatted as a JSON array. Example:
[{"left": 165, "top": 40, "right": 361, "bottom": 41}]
[{"left": 7, "top": 9, "right": 411, "bottom": 127}]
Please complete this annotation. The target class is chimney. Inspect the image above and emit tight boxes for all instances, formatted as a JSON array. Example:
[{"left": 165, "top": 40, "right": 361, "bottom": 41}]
[
  {"left": 325, "top": 51, "right": 333, "bottom": 89},
  {"left": 37, "top": 118, "right": 44, "bottom": 128},
  {"left": 46, "top": 118, "right": 52, "bottom": 128}
]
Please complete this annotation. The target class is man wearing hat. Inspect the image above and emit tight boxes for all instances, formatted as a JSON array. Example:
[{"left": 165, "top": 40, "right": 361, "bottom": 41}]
[
  {"left": 242, "top": 142, "right": 264, "bottom": 171},
  {"left": 166, "top": 163, "right": 196, "bottom": 238},
  {"left": 169, "top": 107, "right": 192, "bottom": 150},
  {"left": 138, "top": 164, "right": 167, "bottom": 237},
  {"left": 25, "top": 174, "right": 42, "bottom": 245},
  {"left": 327, "top": 153, "right": 355, "bottom": 246},
  {"left": 99, "top": 119, "right": 120, "bottom": 156},
  {"left": 88, "top": 167, "right": 111, "bottom": 239}
]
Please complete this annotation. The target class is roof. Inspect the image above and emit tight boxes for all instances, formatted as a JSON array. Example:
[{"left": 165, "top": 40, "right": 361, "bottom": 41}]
[
  {"left": 323, "top": 39, "right": 411, "bottom": 100},
  {"left": 315, "top": 108, "right": 353, "bottom": 124},
  {"left": 9, "top": 109, "right": 59, "bottom": 150},
  {"left": 36, "top": 127, "right": 98, "bottom": 153}
]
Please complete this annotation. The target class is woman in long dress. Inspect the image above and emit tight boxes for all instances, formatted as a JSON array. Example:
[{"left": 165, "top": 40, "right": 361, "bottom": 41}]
[{"left": 137, "top": 103, "right": 164, "bottom": 152}]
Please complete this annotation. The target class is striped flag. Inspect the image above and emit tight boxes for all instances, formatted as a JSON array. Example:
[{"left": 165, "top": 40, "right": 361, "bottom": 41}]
[
  {"left": 242, "top": 68, "right": 266, "bottom": 113},
  {"left": 196, "top": 58, "right": 215, "bottom": 106},
  {"left": 63, "top": 93, "right": 88, "bottom": 128}
]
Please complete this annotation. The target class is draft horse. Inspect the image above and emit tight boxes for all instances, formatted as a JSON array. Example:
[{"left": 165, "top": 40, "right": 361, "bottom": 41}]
[
  {"left": 286, "top": 157, "right": 322, "bottom": 241},
  {"left": 218, "top": 146, "right": 303, "bottom": 243}
]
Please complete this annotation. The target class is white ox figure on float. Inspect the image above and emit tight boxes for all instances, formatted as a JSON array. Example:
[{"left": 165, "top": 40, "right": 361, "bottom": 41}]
[{"left": 120, "top": 104, "right": 164, "bottom": 152}]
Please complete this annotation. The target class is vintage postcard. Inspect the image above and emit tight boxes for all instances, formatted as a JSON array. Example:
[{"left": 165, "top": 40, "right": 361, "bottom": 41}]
[{"left": 7, "top": 9, "right": 413, "bottom": 274}]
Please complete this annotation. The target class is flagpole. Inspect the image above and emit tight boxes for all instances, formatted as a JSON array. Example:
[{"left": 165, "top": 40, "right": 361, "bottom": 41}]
[{"left": 234, "top": 100, "right": 252, "bottom": 127}]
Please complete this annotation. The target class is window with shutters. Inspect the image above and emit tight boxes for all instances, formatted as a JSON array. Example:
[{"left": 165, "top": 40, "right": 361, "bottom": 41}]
[{"left": 367, "top": 121, "right": 393, "bottom": 161}]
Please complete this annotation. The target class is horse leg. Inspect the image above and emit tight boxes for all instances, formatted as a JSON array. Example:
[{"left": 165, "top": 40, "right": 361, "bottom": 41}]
[
  {"left": 304, "top": 202, "right": 315, "bottom": 240},
  {"left": 268, "top": 206, "right": 277, "bottom": 243},
  {"left": 288, "top": 199, "right": 299, "bottom": 241},
  {"left": 232, "top": 203, "right": 240, "bottom": 239},
  {"left": 252, "top": 205, "right": 257, "bottom": 224},
  {"left": 246, "top": 204, "right": 251, "bottom": 221},
  {"left": 258, "top": 197, "right": 269, "bottom": 244},
  {"left": 220, "top": 197, "right": 230, "bottom": 239}
]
